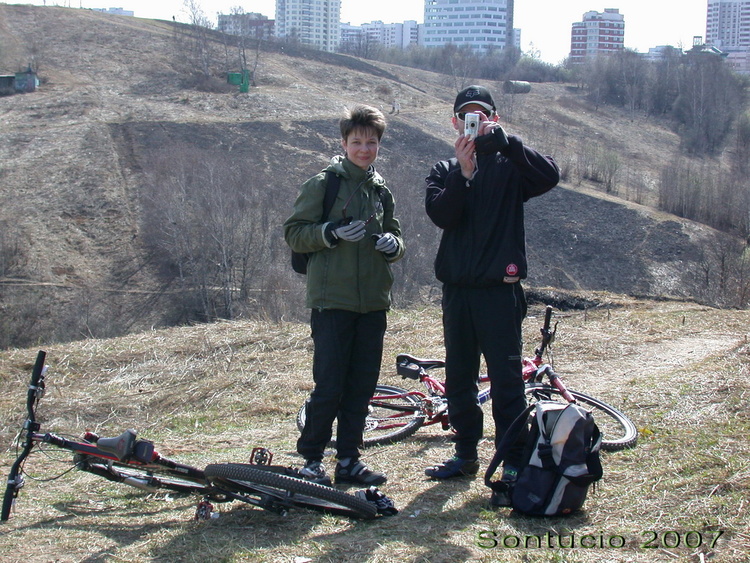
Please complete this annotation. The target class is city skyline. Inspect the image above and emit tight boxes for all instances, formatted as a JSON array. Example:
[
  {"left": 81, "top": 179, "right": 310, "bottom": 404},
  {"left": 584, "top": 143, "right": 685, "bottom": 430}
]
[{"left": 1, "top": 1, "right": 710, "bottom": 64}]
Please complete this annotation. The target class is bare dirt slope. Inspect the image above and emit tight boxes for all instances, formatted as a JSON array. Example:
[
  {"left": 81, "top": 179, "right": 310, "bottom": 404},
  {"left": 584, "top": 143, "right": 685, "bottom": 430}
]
[{"left": 0, "top": 4, "right": 742, "bottom": 346}]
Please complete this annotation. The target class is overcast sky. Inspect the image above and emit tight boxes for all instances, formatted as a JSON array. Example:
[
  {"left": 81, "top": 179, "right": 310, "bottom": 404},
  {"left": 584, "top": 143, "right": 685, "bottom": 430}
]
[{"left": 2, "top": 1, "right": 709, "bottom": 64}]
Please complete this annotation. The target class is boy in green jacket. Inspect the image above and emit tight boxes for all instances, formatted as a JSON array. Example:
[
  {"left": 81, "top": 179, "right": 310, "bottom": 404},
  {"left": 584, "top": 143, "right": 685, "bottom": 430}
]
[{"left": 284, "top": 105, "right": 404, "bottom": 485}]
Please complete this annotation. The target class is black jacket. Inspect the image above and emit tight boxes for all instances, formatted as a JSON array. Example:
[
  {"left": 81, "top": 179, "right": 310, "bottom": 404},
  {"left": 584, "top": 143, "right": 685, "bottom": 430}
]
[{"left": 425, "top": 130, "right": 560, "bottom": 287}]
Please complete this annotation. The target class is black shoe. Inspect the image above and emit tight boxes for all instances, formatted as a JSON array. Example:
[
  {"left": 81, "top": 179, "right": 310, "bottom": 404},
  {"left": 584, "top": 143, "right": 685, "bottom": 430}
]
[
  {"left": 489, "top": 465, "right": 518, "bottom": 508},
  {"left": 424, "top": 456, "right": 479, "bottom": 479},
  {"left": 300, "top": 460, "right": 332, "bottom": 486},
  {"left": 489, "top": 488, "right": 512, "bottom": 508},
  {"left": 334, "top": 459, "right": 387, "bottom": 486}
]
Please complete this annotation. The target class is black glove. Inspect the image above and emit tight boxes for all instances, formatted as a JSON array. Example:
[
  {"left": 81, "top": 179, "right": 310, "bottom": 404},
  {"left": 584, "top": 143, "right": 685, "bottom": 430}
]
[
  {"left": 474, "top": 125, "right": 510, "bottom": 154},
  {"left": 493, "top": 125, "right": 509, "bottom": 150},
  {"left": 354, "top": 486, "right": 398, "bottom": 516},
  {"left": 325, "top": 218, "right": 366, "bottom": 244}
]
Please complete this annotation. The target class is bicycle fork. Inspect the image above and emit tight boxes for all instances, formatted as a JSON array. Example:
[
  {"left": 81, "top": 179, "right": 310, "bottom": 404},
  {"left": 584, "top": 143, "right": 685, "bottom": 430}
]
[{"left": 535, "top": 365, "right": 577, "bottom": 403}]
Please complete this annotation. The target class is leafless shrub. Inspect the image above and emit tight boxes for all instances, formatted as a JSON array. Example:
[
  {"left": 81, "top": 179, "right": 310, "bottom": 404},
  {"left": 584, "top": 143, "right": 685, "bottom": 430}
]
[{"left": 140, "top": 146, "right": 280, "bottom": 323}]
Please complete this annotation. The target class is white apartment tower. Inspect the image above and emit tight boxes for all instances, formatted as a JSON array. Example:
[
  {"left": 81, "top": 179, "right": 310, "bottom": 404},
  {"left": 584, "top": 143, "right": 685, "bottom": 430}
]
[
  {"left": 275, "top": 0, "right": 341, "bottom": 52},
  {"left": 423, "top": 0, "right": 515, "bottom": 52},
  {"left": 569, "top": 8, "right": 625, "bottom": 63},
  {"left": 706, "top": 0, "right": 750, "bottom": 73}
]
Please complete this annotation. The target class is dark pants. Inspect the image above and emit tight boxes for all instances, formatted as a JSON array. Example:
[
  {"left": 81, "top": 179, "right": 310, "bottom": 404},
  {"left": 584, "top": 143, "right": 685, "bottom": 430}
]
[
  {"left": 297, "top": 308, "right": 387, "bottom": 461},
  {"left": 442, "top": 283, "right": 527, "bottom": 462}
]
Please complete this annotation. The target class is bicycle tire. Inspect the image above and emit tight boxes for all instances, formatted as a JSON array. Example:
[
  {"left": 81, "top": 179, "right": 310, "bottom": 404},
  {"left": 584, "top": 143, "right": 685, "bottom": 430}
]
[
  {"left": 204, "top": 463, "right": 377, "bottom": 519},
  {"left": 296, "top": 384, "right": 426, "bottom": 448},
  {"left": 525, "top": 384, "right": 638, "bottom": 452}
]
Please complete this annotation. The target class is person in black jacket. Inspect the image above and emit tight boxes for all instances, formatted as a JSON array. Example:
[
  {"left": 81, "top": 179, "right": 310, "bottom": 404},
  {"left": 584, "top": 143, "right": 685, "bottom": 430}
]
[{"left": 423, "top": 86, "right": 560, "bottom": 503}]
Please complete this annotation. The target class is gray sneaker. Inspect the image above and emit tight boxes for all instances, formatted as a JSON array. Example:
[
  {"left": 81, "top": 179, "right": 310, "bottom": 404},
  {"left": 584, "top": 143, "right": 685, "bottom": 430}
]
[{"left": 300, "top": 460, "right": 331, "bottom": 486}]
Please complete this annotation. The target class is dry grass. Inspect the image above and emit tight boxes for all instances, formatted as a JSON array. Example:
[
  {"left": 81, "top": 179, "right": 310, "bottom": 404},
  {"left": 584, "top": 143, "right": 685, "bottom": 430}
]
[{"left": 1, "top": 295, "right": 749, "bottom": 562}]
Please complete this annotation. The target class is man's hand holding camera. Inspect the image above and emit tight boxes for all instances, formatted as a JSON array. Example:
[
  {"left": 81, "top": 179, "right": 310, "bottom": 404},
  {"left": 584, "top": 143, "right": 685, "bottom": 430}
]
[{"left": 456, "top": 112, "right": 510, "bottom": 180}]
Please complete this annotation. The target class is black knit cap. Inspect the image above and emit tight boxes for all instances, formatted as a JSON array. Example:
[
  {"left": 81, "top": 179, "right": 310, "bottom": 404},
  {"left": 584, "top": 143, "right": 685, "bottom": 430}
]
[{"left": 453, "top": 85, "right": 496, "bottom": 113}]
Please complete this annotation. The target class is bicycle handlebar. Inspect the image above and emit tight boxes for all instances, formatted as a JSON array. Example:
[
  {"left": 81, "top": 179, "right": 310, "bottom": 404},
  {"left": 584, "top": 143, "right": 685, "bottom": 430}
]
[
  {"left": 543, "top": 305, "right": 552, "bottom": 332},
  {"left": 2, "top": 350, "right": 46, "bottom": 521},
  {"left": 534, "top": 306, "right": 556, "bottom": 358},
  {"left": 27, "top": 350, "right": 46, "bottom": 419}
]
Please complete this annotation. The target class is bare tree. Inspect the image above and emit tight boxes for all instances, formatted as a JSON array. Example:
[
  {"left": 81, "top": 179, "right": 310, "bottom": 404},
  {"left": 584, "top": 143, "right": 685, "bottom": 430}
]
[
  {"left": 181, "top": 0, "right": 215, "bottom": 79},
  {"left": 140, "top": 146, "right": 281, "bottom": 323}
]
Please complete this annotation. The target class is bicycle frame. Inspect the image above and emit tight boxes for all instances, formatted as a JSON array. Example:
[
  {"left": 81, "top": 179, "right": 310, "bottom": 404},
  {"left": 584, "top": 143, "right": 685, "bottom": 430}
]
[
  {"left": 3, "top": 351, "right": 377, "bottom": 522},
  {"left": 390, "top": 306, "right": 574, "bottom": 427}
]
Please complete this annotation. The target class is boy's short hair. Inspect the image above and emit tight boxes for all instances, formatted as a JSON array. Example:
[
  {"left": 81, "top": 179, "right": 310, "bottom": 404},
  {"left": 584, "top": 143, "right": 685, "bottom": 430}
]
[{"left": 340, "top": 105, "right": 386, "bottom": 141}]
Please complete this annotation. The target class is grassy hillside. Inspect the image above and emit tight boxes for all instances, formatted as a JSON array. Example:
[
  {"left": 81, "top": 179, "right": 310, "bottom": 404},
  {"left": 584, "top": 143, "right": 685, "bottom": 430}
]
[
  {"left": 0, "top": 4, "right": 744, "bottom": 349},
  {"left": 0, "top": 297, "right": 748, "bottom": 561}
]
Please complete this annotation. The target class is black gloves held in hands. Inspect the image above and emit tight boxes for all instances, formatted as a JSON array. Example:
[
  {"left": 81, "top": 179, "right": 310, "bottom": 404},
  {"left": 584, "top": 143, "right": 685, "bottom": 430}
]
[
  {"left": 324, "top": 219, "right": 399, "bottom": 257},
  {"left": 325, "top": 218, "right": 366, "bottom": 243},
  {"left": 474, "top": 125, "right": 510, "bottom": 155}
]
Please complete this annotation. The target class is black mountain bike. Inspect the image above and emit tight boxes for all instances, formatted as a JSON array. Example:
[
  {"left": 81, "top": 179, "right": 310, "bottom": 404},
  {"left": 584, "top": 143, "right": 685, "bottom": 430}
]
[{"left": 2, "top": 351, "right": 376, "bottom": 522}]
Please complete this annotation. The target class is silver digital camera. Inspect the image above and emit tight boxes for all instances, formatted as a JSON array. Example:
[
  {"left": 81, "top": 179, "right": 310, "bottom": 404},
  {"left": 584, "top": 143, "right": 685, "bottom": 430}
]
[{"left": 464, "top": 113, "right": 480, "bottom": 139}]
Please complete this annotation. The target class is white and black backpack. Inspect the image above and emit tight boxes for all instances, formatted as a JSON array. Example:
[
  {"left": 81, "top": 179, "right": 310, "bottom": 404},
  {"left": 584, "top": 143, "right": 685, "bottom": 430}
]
[{"left": 485, "top": 401, "right": 603, "bottom": 516}]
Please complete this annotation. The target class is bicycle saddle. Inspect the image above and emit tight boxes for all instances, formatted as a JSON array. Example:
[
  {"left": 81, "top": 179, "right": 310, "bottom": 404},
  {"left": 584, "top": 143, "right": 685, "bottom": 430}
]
[
  {"left": 97, "top": 429, "right": 137, "bottom": 461},
  {"left": 396, "top": 354, "right": 445, "bottom": 379}
]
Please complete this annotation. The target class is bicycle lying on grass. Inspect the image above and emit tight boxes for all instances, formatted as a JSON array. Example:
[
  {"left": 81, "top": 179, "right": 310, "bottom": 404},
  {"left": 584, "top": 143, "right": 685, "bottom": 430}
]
[
  {"left": 2, "top": 350, "right": 377, "bottom": 522},
  {"left": 297, "top": 306, "right": 638, "bottom": 452}
]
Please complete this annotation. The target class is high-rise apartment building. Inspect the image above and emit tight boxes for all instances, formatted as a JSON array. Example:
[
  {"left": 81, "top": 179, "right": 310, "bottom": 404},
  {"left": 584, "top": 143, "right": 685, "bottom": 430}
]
[
  {"left": 423, "top": 0, "right": 514, "bottom": 52},
  {"left": 341, "top": 20, "right": 420, "bottom": 53},
  {"left": 706, "top": 0, "right": 750, "bottom": 74},
  {"left": 217, "top": 13, "right": 275, "bottom": 40},
  {"left": 362, "top": 20, "right": 420, "bottom": 49},
  {"left": 569, "top": 8, "right": 625, "bottom": 63},
  {"left": 275, "top": 0, "right": 341, "bottom": 52}
]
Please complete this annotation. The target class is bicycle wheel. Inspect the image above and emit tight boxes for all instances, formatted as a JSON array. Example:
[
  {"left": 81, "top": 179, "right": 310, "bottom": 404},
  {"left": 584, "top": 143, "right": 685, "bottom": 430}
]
[
  {"left": 525, "top": 384, "right": 638, "bottom": 452},
  {"left": 296, "top": 384, "right": 426, "bottom": 448},
  {"left": 204, "top": 463, "right": 377, "bottom": 519}
]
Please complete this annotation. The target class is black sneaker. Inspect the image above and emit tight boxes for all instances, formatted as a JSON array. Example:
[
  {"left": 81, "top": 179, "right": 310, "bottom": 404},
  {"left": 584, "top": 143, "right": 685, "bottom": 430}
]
[
  {"left": 334, "top": 459, "right": 387, "bottom": 486},
  {"left": 489, "top": 465, "right": 518, "bottom": 508},
  {"left": 489, "top": 488, "right": 512, "bottom": 508},
  {"left": 424, "top": 456, "right": 479, "bottom": 479},
  {"left": 300, "top": 460, "right": 331, "bottom": 486}
]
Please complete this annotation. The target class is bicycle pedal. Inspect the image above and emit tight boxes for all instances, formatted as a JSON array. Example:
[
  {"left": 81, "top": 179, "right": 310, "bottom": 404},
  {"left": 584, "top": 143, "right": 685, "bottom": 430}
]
[
  {"left": 194, "top": 500, "right": 215, "bottom": 520},
  {"left": 249, "top": 447, "right": 273, "bottom": 465}
]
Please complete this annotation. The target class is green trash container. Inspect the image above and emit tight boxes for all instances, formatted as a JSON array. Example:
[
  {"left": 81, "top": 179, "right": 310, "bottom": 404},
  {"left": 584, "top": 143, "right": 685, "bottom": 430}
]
[{"left": 239, "top": 70, "right": 251, "bottom": 93}]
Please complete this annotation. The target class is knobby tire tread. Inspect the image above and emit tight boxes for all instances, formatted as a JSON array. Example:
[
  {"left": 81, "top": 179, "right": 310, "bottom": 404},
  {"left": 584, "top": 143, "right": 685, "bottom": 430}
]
[{"left": 204, "top": 463, "right": 377, "bottom": 519}]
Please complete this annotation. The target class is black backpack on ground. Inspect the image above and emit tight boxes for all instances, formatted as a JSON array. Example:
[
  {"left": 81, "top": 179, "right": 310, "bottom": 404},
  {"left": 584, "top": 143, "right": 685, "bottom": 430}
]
[
  {"left": 485, "top": 401, "right": 603, "bottom": 516},
  {"left": 291, "top": 170, "right": 341, "bottom": 275}
]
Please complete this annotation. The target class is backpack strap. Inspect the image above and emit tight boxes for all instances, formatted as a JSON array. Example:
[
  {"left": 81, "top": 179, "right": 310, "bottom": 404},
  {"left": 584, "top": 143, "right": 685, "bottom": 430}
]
[
  {"left": 484, "top": 403, "right": 534, "bottom": 492},
  {"left": 322, "top": 170, "right": 341, "bottom": 222}
]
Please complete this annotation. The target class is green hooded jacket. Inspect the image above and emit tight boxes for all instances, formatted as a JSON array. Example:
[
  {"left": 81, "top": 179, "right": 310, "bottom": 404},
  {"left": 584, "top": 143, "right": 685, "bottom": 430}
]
[{"left": 284, "top": 155, "right": 405, "bottom": 313}]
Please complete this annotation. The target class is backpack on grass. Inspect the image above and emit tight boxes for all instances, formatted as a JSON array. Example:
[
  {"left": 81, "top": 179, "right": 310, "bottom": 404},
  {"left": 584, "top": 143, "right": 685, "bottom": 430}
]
[
  {"left": 485, "top": 401, "right": 603, "bottom": 516},
  {"left": 291, "top": 171, "right": 341, "bottom": 275}
]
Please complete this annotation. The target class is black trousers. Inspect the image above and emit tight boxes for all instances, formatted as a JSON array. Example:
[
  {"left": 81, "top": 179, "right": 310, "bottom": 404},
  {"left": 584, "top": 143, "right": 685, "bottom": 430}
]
[
  {"left": 442, "top": 283, "right": 527, "bottom": 462},
  {"left": 297, "top": 308, "right": 386, "bottom": 461}
]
